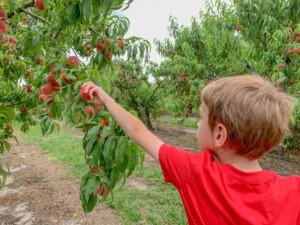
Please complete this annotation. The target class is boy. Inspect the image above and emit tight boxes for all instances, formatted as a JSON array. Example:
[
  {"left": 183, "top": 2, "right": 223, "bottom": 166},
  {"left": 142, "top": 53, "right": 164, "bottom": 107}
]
[{"left": 82, "top": 75, "right": 300, "bottom": 225}]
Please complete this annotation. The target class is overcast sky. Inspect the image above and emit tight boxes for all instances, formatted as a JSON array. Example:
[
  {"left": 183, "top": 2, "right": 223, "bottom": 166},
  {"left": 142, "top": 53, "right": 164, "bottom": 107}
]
[{"left": 122, "top": 1, "right": 206, "bottom": 63}]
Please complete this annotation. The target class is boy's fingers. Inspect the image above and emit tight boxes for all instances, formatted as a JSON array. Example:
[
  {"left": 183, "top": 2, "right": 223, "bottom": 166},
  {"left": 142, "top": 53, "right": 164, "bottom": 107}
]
[
  {"left": 81, "top": 81, "right": 94, "bottom": 89},
  {"left": 83, "top": 84, "right": 95, "bottom": 94},
  {"left": 88, "top": 87, "right": 99, "bottom": 100}
]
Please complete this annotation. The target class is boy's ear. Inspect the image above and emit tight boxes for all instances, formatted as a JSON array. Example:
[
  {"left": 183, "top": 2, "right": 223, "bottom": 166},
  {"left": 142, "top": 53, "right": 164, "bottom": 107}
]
[{"left": 213, "top": 123, "right": 228, "bottom": 148}]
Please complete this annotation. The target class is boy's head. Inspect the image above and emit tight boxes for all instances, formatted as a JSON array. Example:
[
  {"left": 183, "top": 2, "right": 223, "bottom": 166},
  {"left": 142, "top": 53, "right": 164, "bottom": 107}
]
[{"left": 198, "top": 75, "right": 295, "bottom": 160}]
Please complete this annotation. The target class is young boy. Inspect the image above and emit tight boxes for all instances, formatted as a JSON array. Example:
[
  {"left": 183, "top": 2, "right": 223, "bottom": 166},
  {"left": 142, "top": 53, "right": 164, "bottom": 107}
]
[{"left": 82, "top": 75, "right": 300, "bottom": 225}]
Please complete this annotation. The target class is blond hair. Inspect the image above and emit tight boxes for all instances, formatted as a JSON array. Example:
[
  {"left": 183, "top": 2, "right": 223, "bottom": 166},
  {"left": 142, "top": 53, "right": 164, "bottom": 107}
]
[{"left": 201, "top": 75, "right": 295, "bottom": 160}]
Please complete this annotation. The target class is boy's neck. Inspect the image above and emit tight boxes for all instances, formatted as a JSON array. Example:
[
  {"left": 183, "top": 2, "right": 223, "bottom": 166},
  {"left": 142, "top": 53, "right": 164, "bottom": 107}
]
[{"left": 213, "top": 149, "right": 263, "bottom": 172}]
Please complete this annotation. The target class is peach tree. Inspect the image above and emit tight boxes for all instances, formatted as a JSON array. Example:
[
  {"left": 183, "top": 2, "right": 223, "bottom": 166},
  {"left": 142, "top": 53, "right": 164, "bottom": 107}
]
[
  {"left": 155, "top": 0, "right": 299, "bottom": 149},
  {"left": 0, "top": 0, "right": 151, "bottom": 212}
]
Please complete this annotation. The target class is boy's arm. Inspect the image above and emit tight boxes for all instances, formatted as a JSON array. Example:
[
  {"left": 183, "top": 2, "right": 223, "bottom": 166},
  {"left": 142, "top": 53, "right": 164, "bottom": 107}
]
[{"left": 82, "top": 82, "right": 164, "bottom": 161}]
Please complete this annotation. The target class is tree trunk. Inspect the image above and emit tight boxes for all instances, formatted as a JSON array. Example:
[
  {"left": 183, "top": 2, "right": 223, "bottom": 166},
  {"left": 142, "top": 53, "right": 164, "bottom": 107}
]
[{"left": 137, "top": 106, "right": 154, "bottom": 131}]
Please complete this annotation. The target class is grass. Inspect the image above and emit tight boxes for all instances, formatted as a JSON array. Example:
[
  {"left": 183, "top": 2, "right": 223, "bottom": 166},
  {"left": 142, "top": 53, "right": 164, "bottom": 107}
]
[
  {"left": 154, "top": 117, "right": 198, "bottom": 128},
  {"left": 15, "top": 123, "right": 187, "bottom": 225}
]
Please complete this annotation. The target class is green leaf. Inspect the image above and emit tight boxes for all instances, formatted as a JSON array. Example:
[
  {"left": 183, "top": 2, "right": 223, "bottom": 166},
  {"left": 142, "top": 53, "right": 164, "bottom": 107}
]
[
  {"left": 139, "top": 43, "right": 145, "bottom": 59},
  {"left": 109, "top": 166, "right": 120, "bottom": 189},
  {"left": 83, "top": 0, "right": 92, "bottom": 19},
  {"left": 66, "top": 4, "right": 75, "bottom": 23},
  {"left": 74, "top": 3, "right": 81, "bottom": 20},
  {"left": 91, "top": 141, "right": 103, "bottom": 166},
  {"left": 103, "top": 136, "right": 117, "bottom": 167},
  {"left": 127, "top": 45, "right": 132, "bottom": 61},
  {"left": 103, "top": 0, "right": 113, "bottom": 18},
  {"left": 86, "top": 194, "right": 98, "bottom": 213},
  {"left": 0, "top": 157, "right": 9, "bottom": 189},
  {"left": 80, "top": 174, "right": 100, "bottom": 213},
  {"left": 98, "top": 126, "right": 112, "bottom": 144},
  {"left": 83, "top": 125, "right": 99, "bottom": 153},
  {"left": 132, "top": 45, "right": 138, "bottom": 61},
  {"left": 0, "top": 108, "right": 15, "bottom": 120},
  {"left": 127, "top": 141, "right": 138, "bottom": 177},
  {"left": 3, "top": 141, "right": 10, "bottom": 152},
  {"left": 114, "top": 136, "right": 129, "bottom": 173},
  {"left": 112, "top": 0, "right": 125, "bottom": 10}
]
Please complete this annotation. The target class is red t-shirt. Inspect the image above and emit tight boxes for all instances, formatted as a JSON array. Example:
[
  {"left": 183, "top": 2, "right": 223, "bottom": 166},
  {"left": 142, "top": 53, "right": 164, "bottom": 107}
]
[{"left": 159, "top": 144, "right": 300, "bottom": 225}]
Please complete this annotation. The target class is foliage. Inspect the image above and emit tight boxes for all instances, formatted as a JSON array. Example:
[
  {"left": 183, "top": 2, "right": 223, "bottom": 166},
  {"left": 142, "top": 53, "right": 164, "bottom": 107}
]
[
  {"left": 155, "top": 0, "right": 300, "bottom": 151},
  {"left": 0, "top": 0, "right": 150, "bottom": 212},
  {"left": 111, "top": 60, "right": 165, "bottom": 130}
]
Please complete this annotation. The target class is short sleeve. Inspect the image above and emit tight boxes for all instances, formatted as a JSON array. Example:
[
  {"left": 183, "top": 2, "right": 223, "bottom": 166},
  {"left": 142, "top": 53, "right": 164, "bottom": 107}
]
[{"left": 159, "top": 144, "right": 201, "bottom": 188}]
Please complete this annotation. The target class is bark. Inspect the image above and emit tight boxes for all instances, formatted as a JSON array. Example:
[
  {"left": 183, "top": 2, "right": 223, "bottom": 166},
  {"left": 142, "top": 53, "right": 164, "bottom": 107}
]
[{"left": 137, "top": 106, "right": 154, "bottom": 131}]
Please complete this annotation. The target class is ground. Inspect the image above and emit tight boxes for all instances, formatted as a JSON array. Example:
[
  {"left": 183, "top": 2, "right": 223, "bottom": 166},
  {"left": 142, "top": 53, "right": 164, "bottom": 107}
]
[
  {"left": 0, "top": 133, "right": 122, "bottom": 225},
  {"left": 0, "top": 124, "right": 299, "bottom": 225}
]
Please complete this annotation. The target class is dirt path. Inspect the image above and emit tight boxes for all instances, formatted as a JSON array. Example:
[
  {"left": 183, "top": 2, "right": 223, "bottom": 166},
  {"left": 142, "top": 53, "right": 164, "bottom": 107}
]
[{"left": 0, "top": 133, "right": 123, "bottom": 225}]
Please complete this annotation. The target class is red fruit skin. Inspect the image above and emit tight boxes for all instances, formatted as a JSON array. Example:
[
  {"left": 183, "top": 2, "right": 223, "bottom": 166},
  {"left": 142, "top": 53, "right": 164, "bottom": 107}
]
[
  {"left": 41, "top": 85, "right": 54, "bottom": 95},
  {"left": 52, "top": 82, "right": 61, "bottom": 92},
  {"left": 278, "top": 63, "right": 285, "bottom": 70},
  {"left": 97, "top": 184, "right": 110, "bottom": 196},
  {"left": 9, "top": 42, "right": 16, "bottom": 49},
  {"left": 0, "top": 20, "right": 7, "bottom": 34},
  {"left": 39, "top": 93, "right": 51, "bottom": 102},
  {"left": 26, "top": 84, "right": 32, "bottom": 93},
  {"left": 4, "top": 59, "right": 10, "bottom": 65},
  {"left": 106, "top": 52, "right": 112, "bottom": 61},
  {"left": 3, "top": 124, "right": 13, "bottom": 133},
  {"left": 85, "top": 106, "right": 94, "bottom": 118},
  {"left": 0, "top": 10, "right": 7, "bottom": 22},
  {"left": 47, "top": 98, "right": 54, "bottom": 105},
  {"left": 46, "top": 75, "right": 57, "bottom": 85},
  {"left": 80, "top": 87, "right": 92, "bottom": 101},
  {"left": 90, "top": 167, "right": 102, "bottom": 175},
  {"left": 86, "top": 44, "right": 92, "bottom": 52},
  {"left": 24, "top": 72, "right": 31, "bottom": 78},
  {"left": 60, "top": 73, "right": 70, "bottom": 84},
  {"left": 7, "top": 36, "right": 16, "bottom": 44},
  {"left": 96, "top": 43, "right": 106, "bottom": 52},
  {"left": 101, "top": 119, "right": 109, "bottom": 126},
  {"left": 20, "top": 108, "right": 29, "bottom": 114},
  {"left": 97, "top": 185, "right": 104, "bottom": 196},
  {"left": 34, "top": 56, "right": 42, "bottom": 63},
  {"left": 284, "top": 47, "right": 295, "bottom": 55},
  {"left": 35, "top": 0, "right": 45, "bottom": 10},
  {"left": 66, "top": 56, "right": 80, "bottom": 68},
  {"left": 0, "top": 31, "right": 4, "bottom": 41},
  {"left": 117, "top": 39, "right": 125, "bottom": 48},
  {"left": 50, "top": 64, "right": 58, "bottom": 73}
]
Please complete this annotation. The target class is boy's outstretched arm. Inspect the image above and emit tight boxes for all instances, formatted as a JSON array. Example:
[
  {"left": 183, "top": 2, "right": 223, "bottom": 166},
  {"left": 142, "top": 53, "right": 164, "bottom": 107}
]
[{"left": 82, "top": 82, "right": 164, "bottom": 161}]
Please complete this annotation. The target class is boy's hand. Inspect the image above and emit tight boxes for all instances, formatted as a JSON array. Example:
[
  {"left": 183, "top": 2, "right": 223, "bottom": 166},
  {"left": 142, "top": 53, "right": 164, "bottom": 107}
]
[{"left": 81, "top": 82, "right": 109, "bottom": 106}]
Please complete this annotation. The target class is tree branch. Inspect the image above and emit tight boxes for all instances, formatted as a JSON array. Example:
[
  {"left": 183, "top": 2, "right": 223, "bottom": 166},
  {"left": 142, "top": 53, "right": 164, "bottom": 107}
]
[
  {"left": 88, "top": 27, "right": 97, "bottom": 34},
  {"left": 146, "top": 80, "right": 165, "bottom": 104},
  {"left": 0, "top": 101, "right": 26, "bottom": 107},
  {"left": 54, "top": 28, "right": 62, "bottom": 39},
  {"left": 20, "top": 8, "right": 50, "bottom": 25},
  {"left": 7, "top": 0, "right": 34, "bottom": 18}
]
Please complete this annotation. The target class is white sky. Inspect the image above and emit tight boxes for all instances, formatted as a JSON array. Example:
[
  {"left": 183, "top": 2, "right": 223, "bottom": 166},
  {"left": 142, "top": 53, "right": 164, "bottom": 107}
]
[{"left": 123, "top": 1, "right": 206, "bottom": 63}]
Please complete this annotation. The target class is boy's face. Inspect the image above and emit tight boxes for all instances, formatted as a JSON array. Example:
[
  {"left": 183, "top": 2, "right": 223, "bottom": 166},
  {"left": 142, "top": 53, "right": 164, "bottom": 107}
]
[{"left": 197, "top": 104, "right": 215, "bottom": 150}]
